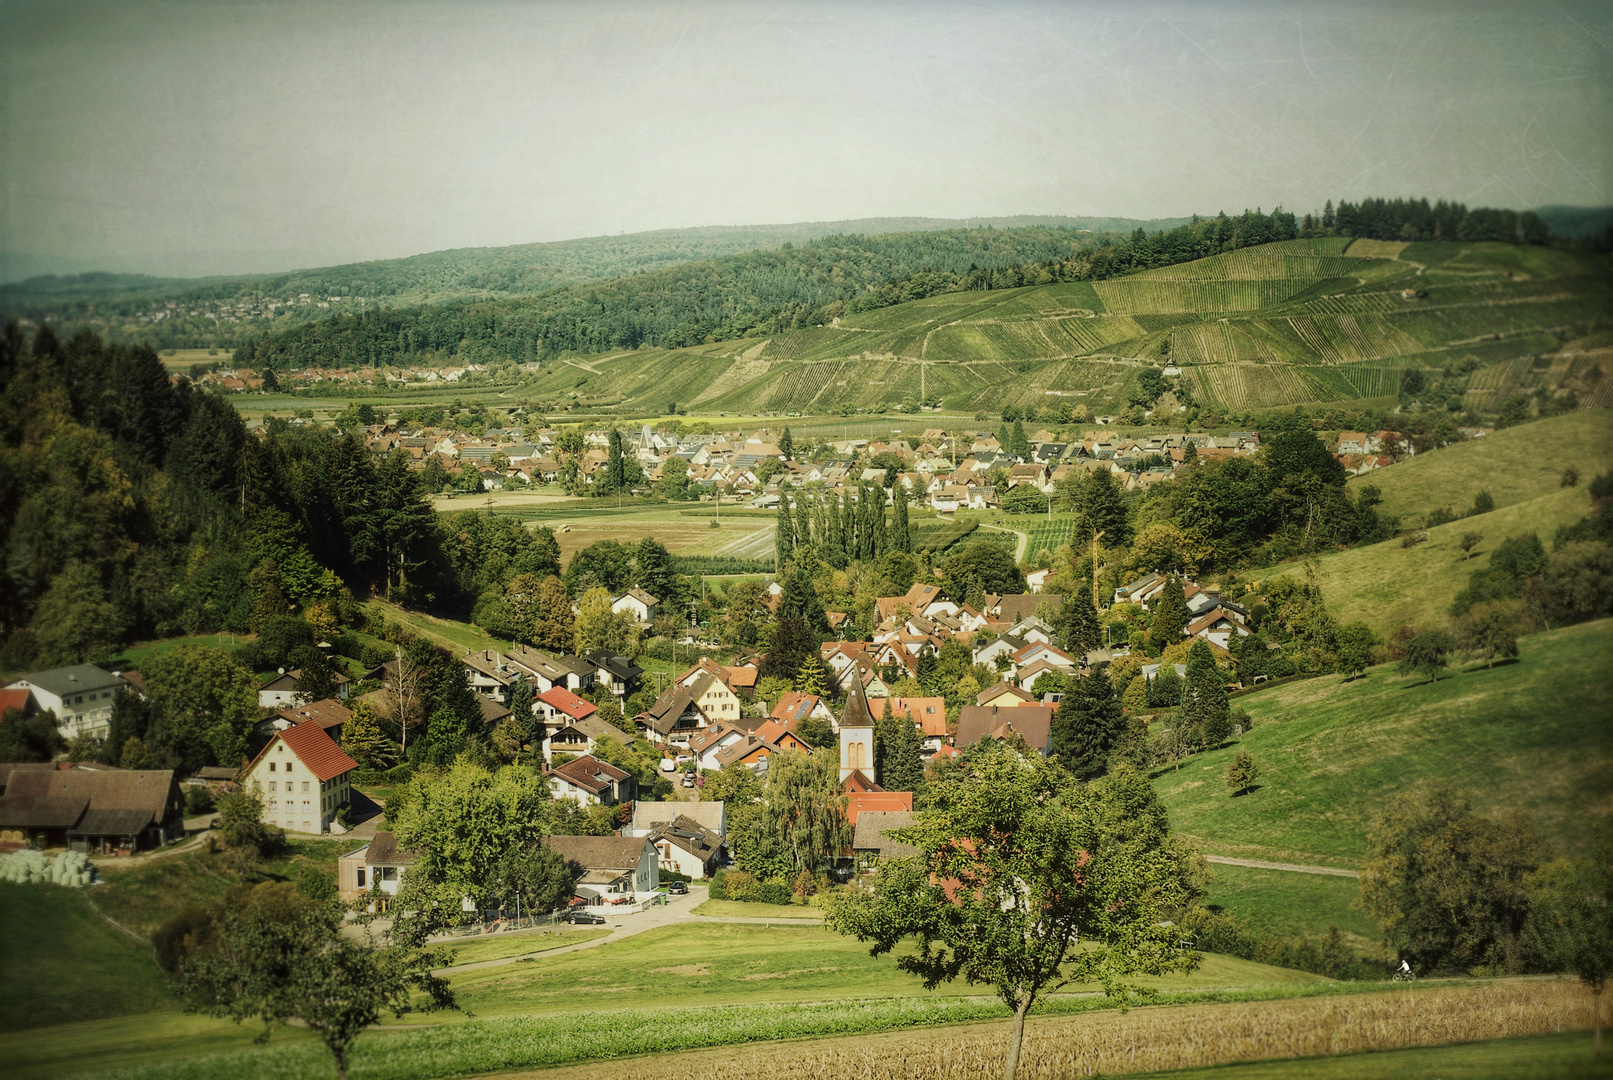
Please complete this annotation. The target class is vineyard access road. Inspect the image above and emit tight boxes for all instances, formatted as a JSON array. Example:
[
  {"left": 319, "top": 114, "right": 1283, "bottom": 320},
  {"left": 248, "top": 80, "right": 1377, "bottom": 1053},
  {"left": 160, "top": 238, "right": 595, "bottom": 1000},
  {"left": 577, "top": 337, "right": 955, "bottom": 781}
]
[{"left": 982, "top": 524, "right": 1029, "bottom": 562}]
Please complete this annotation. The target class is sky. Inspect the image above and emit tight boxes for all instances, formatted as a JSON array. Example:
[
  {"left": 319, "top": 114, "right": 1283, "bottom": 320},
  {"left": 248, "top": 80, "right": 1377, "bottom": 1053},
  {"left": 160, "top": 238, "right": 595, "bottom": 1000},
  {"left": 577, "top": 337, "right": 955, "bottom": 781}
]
[{"left": 2, "top": 0, "right": 1610, "bottom": 278}]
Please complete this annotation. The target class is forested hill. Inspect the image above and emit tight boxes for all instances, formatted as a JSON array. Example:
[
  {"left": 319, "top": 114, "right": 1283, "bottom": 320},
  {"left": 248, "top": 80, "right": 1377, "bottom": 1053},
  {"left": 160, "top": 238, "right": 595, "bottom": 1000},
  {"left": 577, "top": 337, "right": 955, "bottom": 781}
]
[
  {"left": 240, "top": 212, "right": 1323, "bottom": 369},
  {"left": 0, "top": 214, "right": 1189, "bottom": 350}
]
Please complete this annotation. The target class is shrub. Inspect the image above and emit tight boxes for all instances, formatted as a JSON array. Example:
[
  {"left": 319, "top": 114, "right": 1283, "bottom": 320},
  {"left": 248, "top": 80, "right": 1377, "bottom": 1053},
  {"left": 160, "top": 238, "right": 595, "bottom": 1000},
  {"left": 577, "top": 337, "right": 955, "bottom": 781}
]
[{"left": 754, "top": 879, "right": 794, "bottom": 905}]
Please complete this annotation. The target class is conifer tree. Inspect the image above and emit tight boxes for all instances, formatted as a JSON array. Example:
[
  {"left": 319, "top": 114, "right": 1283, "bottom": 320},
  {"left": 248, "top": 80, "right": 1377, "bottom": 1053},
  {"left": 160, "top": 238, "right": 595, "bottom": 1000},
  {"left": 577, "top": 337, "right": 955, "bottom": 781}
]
[
  {"left": 1152, "top": 577, "right": 1188, "bottom": 647},
  {"left": 779, "top": 426, "right": 794, "bottom": 461},
  {"left": 1050, "top": 671, "right": 1125, "bottom": 780},
  {"left": 1182, "top": 639, "right": 1231, "bottom": 748},
  {"left": 1010, "top": 419, "right": 1030, "bottom": 460}
]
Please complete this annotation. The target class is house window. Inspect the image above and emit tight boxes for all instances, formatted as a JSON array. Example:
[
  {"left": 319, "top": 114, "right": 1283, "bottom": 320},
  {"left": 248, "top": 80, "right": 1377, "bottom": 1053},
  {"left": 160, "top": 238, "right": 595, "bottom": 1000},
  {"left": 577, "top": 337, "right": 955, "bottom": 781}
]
[
  {"left": 269, "top": 781, "right": 277, "bottom": 793},
  {"left": 269, "top": 762, "right": 276, "bottom": 772},
  {"left": 269, "top": 799, "right": 278, "bottom": 812},
  {"left": 357, "top": 867, "right": 366, "bottom": 887},
  {"left": 302, "top": 781, "right": 310, "bottom": 793}
]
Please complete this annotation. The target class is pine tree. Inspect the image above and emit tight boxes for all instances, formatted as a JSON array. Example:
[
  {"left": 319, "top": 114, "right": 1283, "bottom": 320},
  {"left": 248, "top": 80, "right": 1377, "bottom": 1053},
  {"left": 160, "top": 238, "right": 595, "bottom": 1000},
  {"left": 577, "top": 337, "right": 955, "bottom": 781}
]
[
  {"left": 795, "top": 655, "right": 828, "bottom": 696},
  {"left": 779, "top": 426, "right": 794, "bottom": 461},
  {"left": 1055, "top": 592, "right": 1102, "bottom": 658},
  {"left": 1010, "top": 419, "right": 1030, "bottom": 460},
  {"left": 1152, "top": 577, "right": 1188, "bottom": 647},
  {"left": 1225, "top": 750, "right": 1259, "bottom": 796},
  {"left": 1049, "top": 671, "right": 1125, "bottom": 780},
  {"left": 875, "top": 699, "right": 924, "bottom": 793},
  {"left": 1182, "top": 639, "right": 1231, "bottom": 748},
  {"left": 1322, "top": 199, "right": 1335, "bottom": 230}
]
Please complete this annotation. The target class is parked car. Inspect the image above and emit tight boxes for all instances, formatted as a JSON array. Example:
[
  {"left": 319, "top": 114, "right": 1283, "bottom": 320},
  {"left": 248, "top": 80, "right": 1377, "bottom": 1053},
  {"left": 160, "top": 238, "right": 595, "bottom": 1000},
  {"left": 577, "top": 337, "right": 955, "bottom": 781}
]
[
  {"left": 681, "top": 774, "right": 696, "bottom": 787},
  {"left": 666, "top": 880, "right": 688, "bottom": 895},
  {"left": 564, "top": 911, "right": 607, "bottom": 925}
]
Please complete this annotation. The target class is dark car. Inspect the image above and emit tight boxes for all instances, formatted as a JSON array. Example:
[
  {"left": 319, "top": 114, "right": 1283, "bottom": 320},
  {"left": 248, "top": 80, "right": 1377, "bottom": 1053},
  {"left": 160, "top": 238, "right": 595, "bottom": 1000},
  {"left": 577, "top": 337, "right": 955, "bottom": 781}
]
[
  {"left": 564, "top": 911, "right": 607, "bottom": 925},
  {"left": 666, "top": 880, "right": 688, "bottom": 895}
]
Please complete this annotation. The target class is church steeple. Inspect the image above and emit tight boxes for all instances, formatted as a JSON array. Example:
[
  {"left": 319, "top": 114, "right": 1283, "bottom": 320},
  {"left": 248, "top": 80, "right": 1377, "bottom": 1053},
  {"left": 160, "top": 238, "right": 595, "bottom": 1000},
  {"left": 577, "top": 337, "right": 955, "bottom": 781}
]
[{"left": 839, "top": 681, "right": 876, "bottom": 786}]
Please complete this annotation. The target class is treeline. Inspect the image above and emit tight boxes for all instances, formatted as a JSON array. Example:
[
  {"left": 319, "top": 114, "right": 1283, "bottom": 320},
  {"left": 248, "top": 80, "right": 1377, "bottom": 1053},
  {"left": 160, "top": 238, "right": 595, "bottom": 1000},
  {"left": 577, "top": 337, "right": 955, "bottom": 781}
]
[
  {"left": 1323, "top": 198, "right": 1551, "bottom": 245},
  {"left": 0, "top": 324, "right": 449, "bottom": 669}
]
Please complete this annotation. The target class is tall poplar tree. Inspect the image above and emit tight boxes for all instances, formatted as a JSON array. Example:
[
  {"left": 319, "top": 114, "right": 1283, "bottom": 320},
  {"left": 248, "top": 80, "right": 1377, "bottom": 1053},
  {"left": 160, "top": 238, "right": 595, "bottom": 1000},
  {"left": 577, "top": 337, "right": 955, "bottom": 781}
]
[
  {"left": 775, "top": 495, "right": 794, "bottom": 566},
  {"left": 892, "top": 482, "right": 912, "bottom": 553}
]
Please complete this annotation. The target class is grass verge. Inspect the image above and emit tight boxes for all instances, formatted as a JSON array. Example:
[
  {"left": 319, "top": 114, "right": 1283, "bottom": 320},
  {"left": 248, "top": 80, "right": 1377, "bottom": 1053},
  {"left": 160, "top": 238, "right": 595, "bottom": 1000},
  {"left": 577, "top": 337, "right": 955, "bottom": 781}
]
[
  {"left": 440, "top": 927, "right": 611, "bottom": 967},
  {"left": 1202, "top": 863, "right": 1381, "bottom": 955},
  {"left": 689, "top": 898, "right": 823, "bottom": 919}
]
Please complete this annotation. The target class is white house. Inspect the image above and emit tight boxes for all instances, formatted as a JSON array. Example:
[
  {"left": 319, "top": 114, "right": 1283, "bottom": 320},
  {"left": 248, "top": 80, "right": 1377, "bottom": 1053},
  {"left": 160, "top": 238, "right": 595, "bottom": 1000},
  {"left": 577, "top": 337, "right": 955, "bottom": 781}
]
[
  {"left": 646, "top": 814, "right": 726, "bottom": 880},
  {"left": 4, "top": 664, "right": 123, "bottom": 742},
  {"left": 257, "top": 668, "right": 350, "bottom": 709},
  {"left": 548, "top": 834, "right": 660, "bottom": 904},
  {"left": 612, "top": 588, "right": 660, "bottom": 625},
  {"left": 240, "top": 721, "right": 358, "bottom": 835},
  {"left": 546, "top": 754, "right": 635, "bottom": 806}
]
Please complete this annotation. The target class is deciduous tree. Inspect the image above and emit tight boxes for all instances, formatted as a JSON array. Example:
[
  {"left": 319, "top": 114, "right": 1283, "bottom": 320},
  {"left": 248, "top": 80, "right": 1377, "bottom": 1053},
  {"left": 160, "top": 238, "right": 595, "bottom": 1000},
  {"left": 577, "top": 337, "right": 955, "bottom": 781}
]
[
  {"left": 827, "top": 744, "right": 1196, "bottom": 1080},
  {"left": 1527, "top": 842, "right": 1613, "bottom": 1058}
]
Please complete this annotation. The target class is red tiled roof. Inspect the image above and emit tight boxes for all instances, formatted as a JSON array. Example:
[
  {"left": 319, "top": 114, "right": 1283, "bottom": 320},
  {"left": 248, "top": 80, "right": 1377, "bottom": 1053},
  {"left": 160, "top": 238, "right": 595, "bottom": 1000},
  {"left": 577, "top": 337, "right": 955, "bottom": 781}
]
[
  {"left": 845, "top": 790, "right": 913, "bottom": 825},
  {"left": 539, "top": 686, "right": 598, "bottom": 721},
  {"left": 0, "top": 689, "right": 35, "bottom": 714},
  {"left": 275, "top": 698, "right": 351, "bottom": 731},
  {"left": 250, "top": 721, "right": 358, "bottom": 782}
]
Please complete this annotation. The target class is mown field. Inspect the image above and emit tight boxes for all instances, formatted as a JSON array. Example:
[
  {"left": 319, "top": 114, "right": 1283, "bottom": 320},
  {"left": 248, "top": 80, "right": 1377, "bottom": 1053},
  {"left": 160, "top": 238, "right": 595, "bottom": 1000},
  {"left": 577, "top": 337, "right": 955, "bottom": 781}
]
[
  {"left": 1201, "top": 864, "right": 1378, "bottom": 955},
  {"left": 1154, "top": 619, "right": 1613, "bottom": 867}
]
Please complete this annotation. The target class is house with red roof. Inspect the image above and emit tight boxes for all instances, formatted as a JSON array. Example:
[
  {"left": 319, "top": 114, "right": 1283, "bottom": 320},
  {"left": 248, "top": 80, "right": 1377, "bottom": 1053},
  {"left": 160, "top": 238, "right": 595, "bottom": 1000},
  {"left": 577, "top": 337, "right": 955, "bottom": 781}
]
[
  {"left": 537, "top": 686, "right": 598, "bottom": 729},
  {"left": 547, "top": 754, "right": 634, "bottom": 807},
  {"left": 770, "top": 692, "right": 837, "bottom": 732},
  {"left": 241, "top": 722, "right": 358, "bottom": 835},
  {"left": 753, "top": 719, "right": 812, "bottom": 753}
]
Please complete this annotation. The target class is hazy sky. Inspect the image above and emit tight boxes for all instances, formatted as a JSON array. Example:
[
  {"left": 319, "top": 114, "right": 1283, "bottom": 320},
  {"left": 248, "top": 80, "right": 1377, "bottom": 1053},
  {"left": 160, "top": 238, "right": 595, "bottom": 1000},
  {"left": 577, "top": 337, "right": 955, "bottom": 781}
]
[{"left": 3, "top": 0, "right": 1610, "bottom": 277}]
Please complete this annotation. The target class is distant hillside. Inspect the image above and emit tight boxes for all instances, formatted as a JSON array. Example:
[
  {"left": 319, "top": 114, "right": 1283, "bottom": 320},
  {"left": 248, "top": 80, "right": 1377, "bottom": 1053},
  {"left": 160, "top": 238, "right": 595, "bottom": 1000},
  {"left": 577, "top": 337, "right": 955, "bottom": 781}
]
[
  {"left": 495, "top": 238, "right": 1611, "bottom": 417},
  {"left": 0, "top": 214, "right": 1188, "bottom": 346}
]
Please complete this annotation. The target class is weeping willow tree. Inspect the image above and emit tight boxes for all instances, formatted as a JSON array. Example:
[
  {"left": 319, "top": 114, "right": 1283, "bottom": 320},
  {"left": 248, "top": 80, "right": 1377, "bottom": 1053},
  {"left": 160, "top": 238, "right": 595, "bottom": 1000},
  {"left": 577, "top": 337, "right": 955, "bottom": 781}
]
[{"left": 752, "top": 749, "right": 851, "bottom": 880}]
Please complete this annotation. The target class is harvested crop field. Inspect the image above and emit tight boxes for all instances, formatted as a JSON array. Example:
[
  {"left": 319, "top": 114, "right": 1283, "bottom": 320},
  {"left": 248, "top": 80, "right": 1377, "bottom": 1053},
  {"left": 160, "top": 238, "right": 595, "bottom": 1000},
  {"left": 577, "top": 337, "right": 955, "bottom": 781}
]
[{"left": 498, "top": 979, "right": 1594, "bottom": 1080}]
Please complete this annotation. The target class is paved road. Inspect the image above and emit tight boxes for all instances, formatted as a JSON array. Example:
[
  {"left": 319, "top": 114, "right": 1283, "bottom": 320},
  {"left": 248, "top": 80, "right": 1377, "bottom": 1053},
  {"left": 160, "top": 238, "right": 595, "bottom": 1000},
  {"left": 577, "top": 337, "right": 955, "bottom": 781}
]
[
  {"left": 1203, "top": 854, "right": 1359, "bottom": 878},
  {"left": 437, "top": 886, "right": 821, "bottom": 974}
]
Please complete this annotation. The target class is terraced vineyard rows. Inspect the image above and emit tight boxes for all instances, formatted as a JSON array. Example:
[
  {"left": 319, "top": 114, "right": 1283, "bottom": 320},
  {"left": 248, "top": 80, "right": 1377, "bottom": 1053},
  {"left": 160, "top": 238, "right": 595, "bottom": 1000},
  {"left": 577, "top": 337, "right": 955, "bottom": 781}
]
[{"left": 513, "top": 238, "right": 1608, "bottom": 415}]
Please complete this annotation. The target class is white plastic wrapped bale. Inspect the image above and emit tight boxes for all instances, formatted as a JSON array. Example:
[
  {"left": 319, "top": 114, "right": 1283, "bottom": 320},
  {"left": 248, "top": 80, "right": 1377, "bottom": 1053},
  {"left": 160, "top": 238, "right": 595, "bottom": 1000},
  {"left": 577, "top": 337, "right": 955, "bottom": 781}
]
[{"left": 0, "top": 849, "right": 96, "bottom": 887}]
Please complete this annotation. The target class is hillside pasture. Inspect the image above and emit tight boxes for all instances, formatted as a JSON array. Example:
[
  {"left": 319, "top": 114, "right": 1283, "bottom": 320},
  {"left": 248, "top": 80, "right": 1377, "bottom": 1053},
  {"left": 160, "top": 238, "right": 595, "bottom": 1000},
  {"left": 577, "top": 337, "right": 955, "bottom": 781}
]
[
  {"left": 1154, "top": 619, "right": 1613, "bottom": 866},
  {"left": 1346, "top": 409, "right": 1613, "bottom": 521},
  {"left": 1261, "top": 484, "right": 1597, "bottom": 635}
]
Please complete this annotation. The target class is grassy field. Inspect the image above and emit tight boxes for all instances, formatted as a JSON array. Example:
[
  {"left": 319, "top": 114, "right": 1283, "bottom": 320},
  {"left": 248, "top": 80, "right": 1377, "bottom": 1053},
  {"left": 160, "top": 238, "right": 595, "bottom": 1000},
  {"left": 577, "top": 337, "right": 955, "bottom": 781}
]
[
  {"left": 1259, "top": 481, "right": 1599, "bottom": 635},
  {"left": 1202, "top": 863, "right": 1378, "bottom": 953},
  {"left": 1154, "top": 619, "right": 1613, "bottom": 867},
  {"left": 0, "top": 883, "right": 175, "bottom": 1030},
  {"left": 441, "top": 927, "right": 611, "bottom": 967},
  {"left": 361, "top": 599, "right": 515, "bottom": 655},
  {"left": 1347, "top": 409, "right": 1613, "bottom": 524}
]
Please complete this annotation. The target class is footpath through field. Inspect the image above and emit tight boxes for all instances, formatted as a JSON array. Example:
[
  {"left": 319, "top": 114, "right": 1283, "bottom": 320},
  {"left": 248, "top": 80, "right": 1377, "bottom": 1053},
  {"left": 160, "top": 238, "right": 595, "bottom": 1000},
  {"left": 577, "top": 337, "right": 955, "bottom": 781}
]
[
  {"left": 1203, "top": 854, "right": 1360, "bottom": 878},
  {"left": 981, "top": 523, "right": 1029, "bottom": 562}
]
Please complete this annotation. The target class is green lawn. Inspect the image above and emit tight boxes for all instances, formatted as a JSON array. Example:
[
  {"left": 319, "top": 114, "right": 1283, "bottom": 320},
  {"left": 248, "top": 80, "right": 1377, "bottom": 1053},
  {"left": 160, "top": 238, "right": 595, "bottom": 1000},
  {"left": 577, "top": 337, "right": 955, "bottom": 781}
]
[
  {"left": 441, "top": 927, "right": 610, "bottom": 966},
  {"left": 1203, "top": 863, "right": 1381, "bottom": 955},
  {"left": 1261, "top": 482, "right": 1599, "bottom": 636},
  {"left": 362, "top": 599, "right": 515, "bottom": 655},
  {"left": 690, "top": 898, "right": 823, "bottom": 919},
  {"left": 0, "top": 883, "right": 176, "bottom": 1030},
  {"left": 1124, "top": 1032, "right": 1612, "bottom": 1080},
  {"left": 439, "top": 922, "right": 1325, "bottom": 1021},
  {"left": 1347, "top": 410, "right": 1613, "bottom": 525},
  {"left": 1155, "top": 620, "right": 1613, "bottom": 866}
]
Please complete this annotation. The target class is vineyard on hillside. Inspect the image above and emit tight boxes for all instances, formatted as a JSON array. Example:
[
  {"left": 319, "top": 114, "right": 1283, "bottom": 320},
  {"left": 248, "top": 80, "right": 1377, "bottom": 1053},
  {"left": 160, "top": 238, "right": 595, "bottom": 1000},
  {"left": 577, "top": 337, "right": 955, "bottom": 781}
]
[{"left": 503, "top": 237, "right": 1609, "bottom": 417}]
